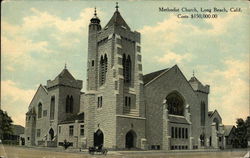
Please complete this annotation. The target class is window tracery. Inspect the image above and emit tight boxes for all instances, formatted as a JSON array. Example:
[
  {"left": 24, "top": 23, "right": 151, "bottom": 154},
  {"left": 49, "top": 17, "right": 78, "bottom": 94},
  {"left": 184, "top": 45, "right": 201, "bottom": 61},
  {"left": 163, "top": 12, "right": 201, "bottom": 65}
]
[{"left": 166, "top": 93, "right": 184, "bottom": 116}]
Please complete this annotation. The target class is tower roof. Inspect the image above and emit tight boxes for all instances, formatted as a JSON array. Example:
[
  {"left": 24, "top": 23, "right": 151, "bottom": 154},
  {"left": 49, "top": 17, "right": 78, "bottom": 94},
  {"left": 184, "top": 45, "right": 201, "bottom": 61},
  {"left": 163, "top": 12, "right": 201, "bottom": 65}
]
[
  {"left": 104, "top": 3, "right": 130, "bottom": 30},
  {"left": 90, "top": 7, "right": 100, "bottom": 25},
  {"left": 189, "top": 76, "right": 202, "bottom": 85},
  {"left": 189, "top": 74, "right": 210, "bottom": 94},
  {"left": 55, "top": 67, "right": 75, "bottom": 81},
  {"left": 47, "top": 66, "right": 83, "bottom": 89}
]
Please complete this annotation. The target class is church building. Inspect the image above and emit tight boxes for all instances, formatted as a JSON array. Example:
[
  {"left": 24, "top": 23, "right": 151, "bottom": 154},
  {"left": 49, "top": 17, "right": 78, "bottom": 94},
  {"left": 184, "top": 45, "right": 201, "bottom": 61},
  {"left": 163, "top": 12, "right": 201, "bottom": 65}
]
[{"left": 25, "top": 4, "right": 228, "bottom": 150}]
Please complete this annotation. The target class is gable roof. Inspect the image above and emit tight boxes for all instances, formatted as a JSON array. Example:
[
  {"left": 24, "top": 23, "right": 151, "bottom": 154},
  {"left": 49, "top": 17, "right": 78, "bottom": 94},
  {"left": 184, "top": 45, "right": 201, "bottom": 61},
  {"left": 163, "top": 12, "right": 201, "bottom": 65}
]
[
  {"left": 59, "top": 112, "right": 84, "bottom": 124},
  {"left": 208, "top": 109, "right": 222, "bottom": 121},
  {"left": 12, "top": 125, "right": 24, "bottom": 135},
  {"left": 143, "top": 68, "right": 169, "bottom": 85},
  {"left": 208, "top": 111, "right": 213, "bottom": 117},
  {"left": 105, "top": 10, "right": 130, "bottom": 30},
  {"left": 55, "top": 68, "right": 75, "bottom": 81},
  {"left": 224, "top": 125, "right": 235, "bottom": 136},
  {"left": 28, "top": 84, "right": 48, "bottom": 109}
]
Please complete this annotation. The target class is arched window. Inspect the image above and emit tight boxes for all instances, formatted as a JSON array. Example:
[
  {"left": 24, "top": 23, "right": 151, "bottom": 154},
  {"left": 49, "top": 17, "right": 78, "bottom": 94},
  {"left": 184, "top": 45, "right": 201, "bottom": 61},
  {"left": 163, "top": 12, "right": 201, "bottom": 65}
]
[
  {"left": 38, "top": 103, "right": 42, "bottom": 118},
  {"left": 122, "top": 54, "right": 132, "bottom": 84},
  {"left": 104, "top": 54, "right": 108, "bottom": 74},
  {"left": 99, "top": 55, "right": 104, "bottom": 85},
  {"left": 66, "top": 95, "right": 70, "bottom": 113},
  {"left": 70, "top": 96, "right": 74, "bottom": 113},
  {"left": 122, "top": 54, "right": 126, "bottom": 79},
  {"left": 50, "top": 96, "right": 55, "bottom": 120},
  {"left": 99, "top": 54, "right": 108, "bottom": 86},
  {"left": 166, "top": 93, "right": 184, "bottom": 116},
  {"left": 66, "top": 95, "right": 73, "bottom": 113},
  {"left": 126, "top": 55, "right": 131, "bottom": 83},
  {"left": 200, "top": 101, "right": 205, "bottom": 126},
  {"left": 213, "top": 118, "right": 219, "bottom": 131}
]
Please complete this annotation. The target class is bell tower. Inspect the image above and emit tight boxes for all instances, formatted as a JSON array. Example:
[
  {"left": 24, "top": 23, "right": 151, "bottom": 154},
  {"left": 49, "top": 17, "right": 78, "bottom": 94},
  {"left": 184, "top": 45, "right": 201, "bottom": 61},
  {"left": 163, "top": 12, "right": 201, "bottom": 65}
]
[{"left": 85, "top": 4, "right": 146, "bottom": 149}]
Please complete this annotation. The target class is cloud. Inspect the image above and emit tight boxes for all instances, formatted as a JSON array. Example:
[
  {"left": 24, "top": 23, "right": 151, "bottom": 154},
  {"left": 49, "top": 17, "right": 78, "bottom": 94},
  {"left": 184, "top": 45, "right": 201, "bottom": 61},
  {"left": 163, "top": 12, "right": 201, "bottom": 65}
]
[
  {"left": 2, "top": 36, "right": 50, "bottom": 57},
  {"left": 140, "top": 16, "right": 182, "bottom": 47},
  {"left": 204, "top": 12, "right": 241, "bottom": 35},
  {"left": 206, "top": 58, "right": 249, "bottom": 125},
  {"left": 1, "top": 80, "right": 35, "bottom": 126},
  {"left": 155, "top": 52, "right": 193, "bottom": 64},
  {"left": 23, "top": 8, "right": 93, "bottom": 33},
  {"left": 139, "top": 12, "right": 243, "bottom": 54}
]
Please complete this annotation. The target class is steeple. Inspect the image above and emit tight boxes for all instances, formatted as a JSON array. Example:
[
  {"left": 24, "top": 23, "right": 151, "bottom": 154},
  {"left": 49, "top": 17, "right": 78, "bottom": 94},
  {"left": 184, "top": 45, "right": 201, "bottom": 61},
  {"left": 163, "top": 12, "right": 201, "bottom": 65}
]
[
  {"left": 115, "top": 2, "right": 119, "bottom": 12},
  {"left": 90, "top": 7, "right": 100, "bottom": 25},
  {"left": 104, "top": 2, "right": 130, "bottom": 30}
]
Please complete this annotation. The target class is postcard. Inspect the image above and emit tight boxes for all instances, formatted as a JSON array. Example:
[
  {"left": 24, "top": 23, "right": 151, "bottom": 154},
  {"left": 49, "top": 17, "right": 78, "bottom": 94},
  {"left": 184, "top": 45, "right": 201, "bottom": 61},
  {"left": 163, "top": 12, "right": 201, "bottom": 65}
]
[{"left": 1, "top": 0, "right": 249, "bottom": 158}]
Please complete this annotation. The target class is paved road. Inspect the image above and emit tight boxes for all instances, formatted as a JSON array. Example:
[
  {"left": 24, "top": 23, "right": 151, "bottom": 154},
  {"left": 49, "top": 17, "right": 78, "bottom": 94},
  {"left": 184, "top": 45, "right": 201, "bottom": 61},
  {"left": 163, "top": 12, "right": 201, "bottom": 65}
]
[{"left": 0, "top": 145, "right": 249, "bottom": 158}]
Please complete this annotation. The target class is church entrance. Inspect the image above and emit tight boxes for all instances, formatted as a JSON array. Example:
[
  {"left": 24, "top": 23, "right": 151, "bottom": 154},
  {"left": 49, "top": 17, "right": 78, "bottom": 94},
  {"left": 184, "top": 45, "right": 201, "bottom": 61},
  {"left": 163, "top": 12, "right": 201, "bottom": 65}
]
[
  {"left": 125, "top": 130, "right": 137, "bottom": 149},
  {"left": 94, "top": 129, "right": 103, "bottom": 147},
  {"left": 49, "top": 128, "right": 54, "bottom": 141},
  {"left": 200, "top": 134, "right": 205, "bottom": 147}
]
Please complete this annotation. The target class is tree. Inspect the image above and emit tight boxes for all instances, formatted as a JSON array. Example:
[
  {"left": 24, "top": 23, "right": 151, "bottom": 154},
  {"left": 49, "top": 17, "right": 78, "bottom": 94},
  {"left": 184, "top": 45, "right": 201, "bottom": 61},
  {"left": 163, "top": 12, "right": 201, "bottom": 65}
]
[
  {"left": 234, "top": 118, "right": 248, "bottom": 148},
  {"left": 245, "top": 117, "right": 250, "bottom": 144},
  {"left": 0, "top": 110, "right": 13, "bottom": 140}
]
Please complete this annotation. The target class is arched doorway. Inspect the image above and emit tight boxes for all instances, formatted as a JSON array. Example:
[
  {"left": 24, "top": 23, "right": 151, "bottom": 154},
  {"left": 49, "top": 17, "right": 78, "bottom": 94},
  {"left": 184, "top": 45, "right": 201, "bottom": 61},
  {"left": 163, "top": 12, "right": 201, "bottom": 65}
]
[
  {"left": 125, "top": 130, "right": 137, "bottom": 149},
  {"left": 200, "top": 133, "right": 205, "bottom": 147},
  {"left": 94, "top": 129, "right": 103, "bottom": 147},
  {"left": 49, "top": 128, "right": 54, "bottom": 141}
]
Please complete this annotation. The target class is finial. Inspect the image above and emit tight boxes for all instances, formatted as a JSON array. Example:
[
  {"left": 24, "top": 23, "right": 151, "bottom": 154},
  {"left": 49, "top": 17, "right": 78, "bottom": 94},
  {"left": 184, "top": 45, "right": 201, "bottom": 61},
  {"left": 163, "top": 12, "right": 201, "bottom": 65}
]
[
  {"left": 64, "top": 63, "right": 67, "bottom": 69},
  {"left": 115, "top": 2, "right": 119, "bottom": 11},
  {"left": 193, "top": 70, "right": 195, "bottom": 77},
  {"left": 94, "top": 7, "right": 97, "bottom": 16}
]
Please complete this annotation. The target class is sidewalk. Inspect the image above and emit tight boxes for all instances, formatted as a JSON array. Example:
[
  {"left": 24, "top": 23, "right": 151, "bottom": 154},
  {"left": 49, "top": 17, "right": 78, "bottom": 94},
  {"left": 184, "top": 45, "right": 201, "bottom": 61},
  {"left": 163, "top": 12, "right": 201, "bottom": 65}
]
[{"left": 2, "top": 144, "right": 249, "bottom": 156}]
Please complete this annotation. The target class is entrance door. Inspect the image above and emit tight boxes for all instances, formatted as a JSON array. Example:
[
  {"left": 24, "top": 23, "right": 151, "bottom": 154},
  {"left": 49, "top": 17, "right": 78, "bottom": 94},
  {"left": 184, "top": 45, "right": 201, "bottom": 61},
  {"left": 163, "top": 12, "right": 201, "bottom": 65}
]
[
  {"left": 49, "top": 128, "right": 54, "bottom": 141},
  {"left": 125, "top": 130, "right": 137, "bottom": 149},
  {"left": 200, "top": 134, "right": 205, "bottom": 147},
  {"left": 94, "top": 129, "right": 103, "bottom": 147}
]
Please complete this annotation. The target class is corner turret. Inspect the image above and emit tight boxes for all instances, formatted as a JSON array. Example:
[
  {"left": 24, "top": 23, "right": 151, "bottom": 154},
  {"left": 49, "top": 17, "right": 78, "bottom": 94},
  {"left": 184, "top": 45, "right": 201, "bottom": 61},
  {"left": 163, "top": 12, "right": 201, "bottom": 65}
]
[
  {"left": 189, "top": 75, "right": 210, "bottom": 94},
  {"left": 87, "top": 8, "right": 102, "bottom": 91}
]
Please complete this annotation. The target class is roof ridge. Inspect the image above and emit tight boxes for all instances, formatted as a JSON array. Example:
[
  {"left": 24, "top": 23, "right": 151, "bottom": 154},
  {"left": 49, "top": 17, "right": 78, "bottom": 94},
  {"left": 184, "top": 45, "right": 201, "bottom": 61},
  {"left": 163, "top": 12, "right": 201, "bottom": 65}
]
[{"left": 143, "top": 68, "right": 169, "bottom": 86}]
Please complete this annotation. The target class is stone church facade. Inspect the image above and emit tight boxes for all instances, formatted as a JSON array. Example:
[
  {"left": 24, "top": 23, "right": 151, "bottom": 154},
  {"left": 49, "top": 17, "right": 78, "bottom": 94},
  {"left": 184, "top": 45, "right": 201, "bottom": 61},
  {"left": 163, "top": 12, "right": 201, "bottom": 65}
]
[{"left": 25, "top": 6, "right": 228, "bottom": 150}]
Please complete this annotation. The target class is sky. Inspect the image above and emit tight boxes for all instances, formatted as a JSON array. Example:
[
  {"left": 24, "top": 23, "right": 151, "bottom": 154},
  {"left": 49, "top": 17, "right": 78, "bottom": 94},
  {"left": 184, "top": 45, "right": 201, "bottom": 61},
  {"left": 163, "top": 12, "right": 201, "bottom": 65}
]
[{"left": 1, "top": 1, "right": 249, "bottom": 127}]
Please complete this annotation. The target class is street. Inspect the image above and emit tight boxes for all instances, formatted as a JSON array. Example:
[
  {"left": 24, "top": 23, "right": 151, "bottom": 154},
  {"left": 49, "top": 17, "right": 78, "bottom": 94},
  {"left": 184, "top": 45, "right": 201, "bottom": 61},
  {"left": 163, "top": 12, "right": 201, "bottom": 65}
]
[{"left": 0, "top": 145, "right": 249, "bottom": 158}]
